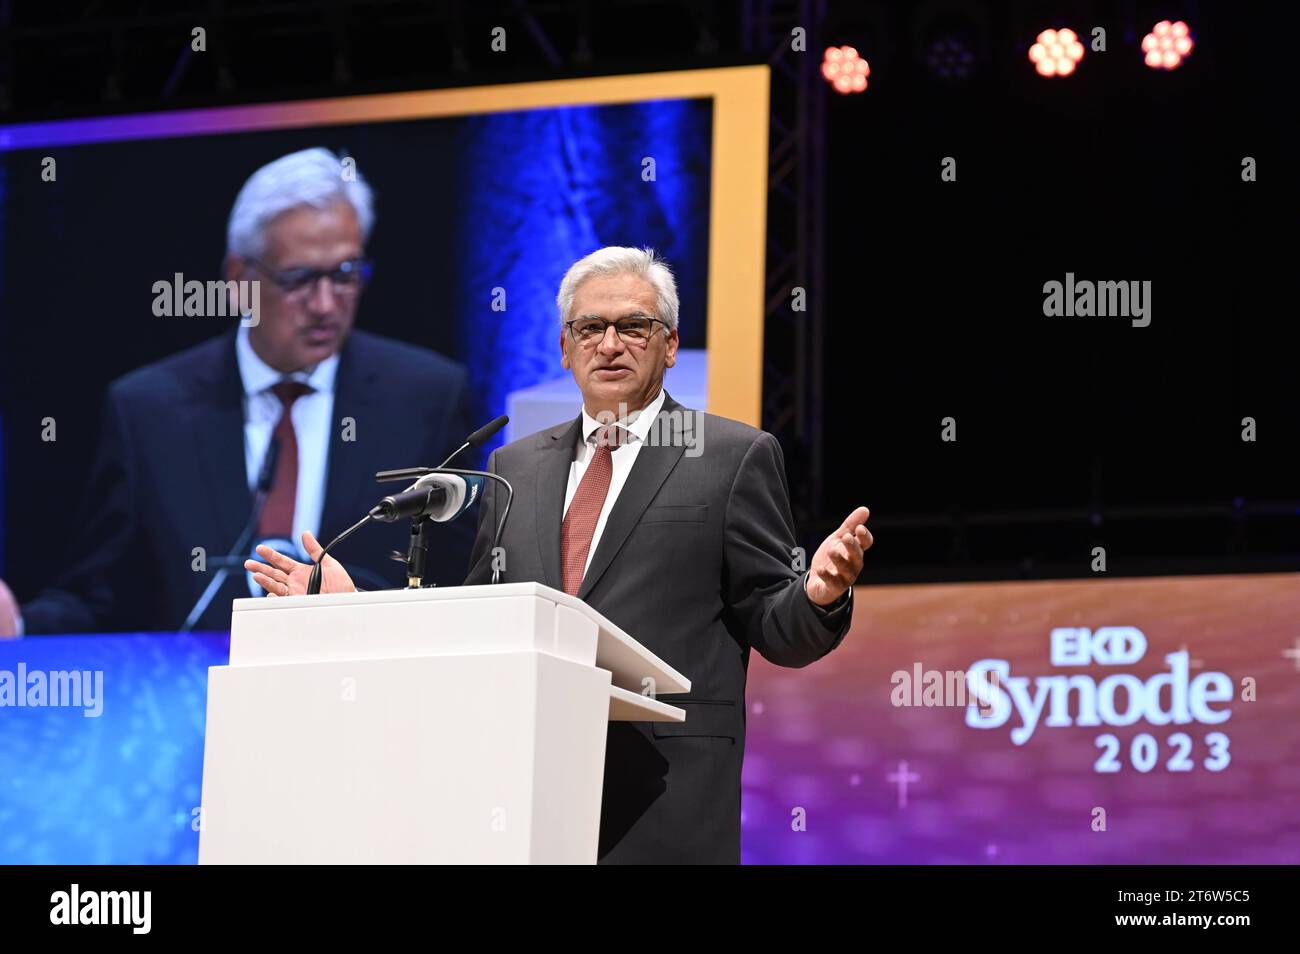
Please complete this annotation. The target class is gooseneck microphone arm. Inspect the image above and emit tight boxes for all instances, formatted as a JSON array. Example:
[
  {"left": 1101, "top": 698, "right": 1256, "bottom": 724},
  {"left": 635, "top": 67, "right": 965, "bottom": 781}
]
[
  {"left": 484, "top": 472, "right": 514, "bottom": 586},
  {"left": 432, "top": 468, "right": 514, "bottom": 586},
  {"left": 306, "top": 513, "right": 374, "bottom": 596}
]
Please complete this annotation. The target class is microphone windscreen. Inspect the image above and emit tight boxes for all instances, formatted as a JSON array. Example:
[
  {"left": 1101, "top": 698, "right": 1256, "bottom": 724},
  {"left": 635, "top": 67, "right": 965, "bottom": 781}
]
[
  {"left": 432, "top": 475, "right": 485, "bottom": 522},
  {"left": 417, "top": 474, "right": 486, "bottom": 522},
  {"left": 467, "top": 415, "right": 509, "bottom": 448}
]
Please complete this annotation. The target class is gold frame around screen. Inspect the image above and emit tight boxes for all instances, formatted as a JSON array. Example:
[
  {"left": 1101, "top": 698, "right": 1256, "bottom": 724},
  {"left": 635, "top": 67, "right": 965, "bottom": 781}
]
[{"left": 163, "top": 65, "right": 771, "bottom": 426}]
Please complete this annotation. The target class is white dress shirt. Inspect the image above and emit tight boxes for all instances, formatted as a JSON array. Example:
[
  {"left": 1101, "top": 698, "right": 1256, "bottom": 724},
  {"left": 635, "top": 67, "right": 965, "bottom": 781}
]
[
  {"left": 563, "top": 388, "right": 666, "bottom": 577},
  {"left": 235, "top": 326, "right": 338, "bottom": 567}
]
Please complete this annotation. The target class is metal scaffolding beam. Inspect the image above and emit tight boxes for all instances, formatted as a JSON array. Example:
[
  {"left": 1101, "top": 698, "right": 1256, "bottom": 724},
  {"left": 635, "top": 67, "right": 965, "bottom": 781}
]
[{"left": 742, "top": 0, "right": 827, "bottom": 524}]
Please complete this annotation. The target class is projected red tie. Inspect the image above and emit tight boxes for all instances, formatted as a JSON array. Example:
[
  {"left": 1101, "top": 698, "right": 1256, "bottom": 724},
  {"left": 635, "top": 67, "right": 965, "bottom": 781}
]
[
  {"left": 258, "top": 380, "right": 313, "bottom": 539},
  {"left": 561, "top": 425, "right": 622, "bottom": 596}
]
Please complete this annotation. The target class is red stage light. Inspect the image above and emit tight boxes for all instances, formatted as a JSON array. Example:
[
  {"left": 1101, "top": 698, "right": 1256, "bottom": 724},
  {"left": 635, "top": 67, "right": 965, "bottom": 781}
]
[
  {"left": 1028, "top": 28, "right": 1084, "bottom": 77},
  {"left": 1142, "top": 20, "right": 1194, "bottom": 70},
  {"left": 822, "top": 45, "right": 870, "bottom": 94}
]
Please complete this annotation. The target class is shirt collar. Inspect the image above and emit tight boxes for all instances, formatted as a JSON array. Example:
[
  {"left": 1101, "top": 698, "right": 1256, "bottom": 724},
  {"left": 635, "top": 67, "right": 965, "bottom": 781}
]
[
  {"left": 236, "top": 325, "right": 340, "bottom": 398},
  {"left": 580, "top": 388, "right": 666, "bottom": 447}
]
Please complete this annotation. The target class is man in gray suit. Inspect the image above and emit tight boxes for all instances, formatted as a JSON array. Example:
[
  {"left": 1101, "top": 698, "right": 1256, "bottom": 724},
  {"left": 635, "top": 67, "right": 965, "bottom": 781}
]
[{"left": 248, "top": 246, "right": 873, "bottom": 864}]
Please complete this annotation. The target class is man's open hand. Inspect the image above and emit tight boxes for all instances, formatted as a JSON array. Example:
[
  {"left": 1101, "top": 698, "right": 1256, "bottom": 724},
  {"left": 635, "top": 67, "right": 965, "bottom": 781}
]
[
  {"left": 244, "top": 531, "right": 356, "bottom": 597},
  {"left": 805, "top": 506, "right": 872, "bottom": 606},
  {"left": 0, "top": 578, "right": 19, "bottom": 638}
]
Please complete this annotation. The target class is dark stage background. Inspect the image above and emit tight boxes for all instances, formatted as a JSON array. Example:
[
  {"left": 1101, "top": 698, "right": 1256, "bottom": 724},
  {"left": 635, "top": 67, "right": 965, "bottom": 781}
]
[
  {"left": 0, "top": 0, "right": 1296, "bottom": 587},
  {"left": 814, "top": 2, "right": 1297, "bottom": 581}
]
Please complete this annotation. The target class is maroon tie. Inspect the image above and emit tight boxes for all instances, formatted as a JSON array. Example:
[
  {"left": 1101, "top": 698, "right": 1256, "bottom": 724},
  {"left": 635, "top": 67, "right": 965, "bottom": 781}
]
[
  {"left": 560, "top": 425, "right": 623, "bottom": 596},
  {"left": 257, "top": 380, "right": 313, "bottom": 539}
]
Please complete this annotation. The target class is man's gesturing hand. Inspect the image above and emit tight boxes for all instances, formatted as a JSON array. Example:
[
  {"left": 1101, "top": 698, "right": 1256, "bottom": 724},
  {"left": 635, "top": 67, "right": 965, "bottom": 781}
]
[
  {"left": 804, "top": 506, "right": 872, "bottom": 607},
  {"left": 0, "top": 578, "right": 20, "bottom": 638},
  {"left": 244, "top": 530, "right": 357, "bottom": 597}
]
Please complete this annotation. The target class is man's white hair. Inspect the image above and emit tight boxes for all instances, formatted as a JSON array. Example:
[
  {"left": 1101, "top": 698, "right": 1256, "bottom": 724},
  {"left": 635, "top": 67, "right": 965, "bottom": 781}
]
[
  {"left": 226, "top": 147, "right": 374, "bottom": 258},
  {"left": 556, "top": 246, "right": 679, "bottom": 334}
]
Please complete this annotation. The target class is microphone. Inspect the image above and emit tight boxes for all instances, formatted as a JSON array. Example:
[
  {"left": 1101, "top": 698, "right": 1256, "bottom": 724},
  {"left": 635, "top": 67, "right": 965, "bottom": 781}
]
[
  {"left": 374, "top": 466, "right": 515, "bottom": 586},
  {"left": 375, "top": 413, "right": 509, "bottom": 483},
  {"left": 444, "top": 414, "right": 509, "bottom": 466},
  {"left": 307, "top": 415, "right": 509, "bottom": 595},
  {"left": 373, "top": 470, "right": 489, "bottom": 588},
  {"left": 381, "top": 415, "right": 506, "bottom": 589},
  {"left": 422, "top": 473, "right": 484, "bottom": 522},
  {"left": 369, "top": 472, "right": 485, "bottom": 523}
]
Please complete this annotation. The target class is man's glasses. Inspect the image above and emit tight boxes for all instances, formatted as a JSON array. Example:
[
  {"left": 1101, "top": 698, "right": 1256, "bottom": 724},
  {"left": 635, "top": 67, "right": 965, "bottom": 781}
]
[
  {"left": 246, "top": 257, "right": 373, "bottom": 299},
  {"left": 566, "top": 314, "right": 669, "bottom": 346}
]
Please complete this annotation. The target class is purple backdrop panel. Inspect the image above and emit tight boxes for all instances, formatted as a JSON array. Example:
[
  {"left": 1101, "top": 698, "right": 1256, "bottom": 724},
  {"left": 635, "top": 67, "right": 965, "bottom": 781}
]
[{"left": 741, "top": 574, "right": 1300, "bottom": 864}]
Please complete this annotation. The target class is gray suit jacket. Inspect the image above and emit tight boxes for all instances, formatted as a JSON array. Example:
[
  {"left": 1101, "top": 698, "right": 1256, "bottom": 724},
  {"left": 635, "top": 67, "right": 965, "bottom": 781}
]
[{"left": 465, "top": 392, "right": 853, "bottom": 863}]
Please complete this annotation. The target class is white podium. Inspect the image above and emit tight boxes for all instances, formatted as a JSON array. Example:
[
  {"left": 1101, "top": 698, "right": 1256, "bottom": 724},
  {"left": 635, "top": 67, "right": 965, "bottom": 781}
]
[{"left": 198, "top": 582, "right": 690, "bottom": 864}]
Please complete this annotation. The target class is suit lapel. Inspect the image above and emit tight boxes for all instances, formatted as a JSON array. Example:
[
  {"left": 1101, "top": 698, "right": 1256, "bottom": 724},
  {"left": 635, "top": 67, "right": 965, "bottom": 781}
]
[
  {"left": 577, "top": 393, "right": 688, "bottom": 601},
  {"left": 320, "top": 335, "right": 379, "bottom": 539},
  {"left": 536, "top": 415, "right": 583, "bottom": 590},
  {"left": 191, "top": 333, "right": 252, "bottom": 549}
]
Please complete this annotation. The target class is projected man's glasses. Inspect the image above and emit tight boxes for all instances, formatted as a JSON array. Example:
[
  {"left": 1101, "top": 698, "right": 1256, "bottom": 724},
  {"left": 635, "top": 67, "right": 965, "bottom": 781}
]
[
  {"left": 566, "top": 315, "right": 667, "bottom": 346},
  {"left": 246, "top": 257, "right": 373, "bottom": 298}
]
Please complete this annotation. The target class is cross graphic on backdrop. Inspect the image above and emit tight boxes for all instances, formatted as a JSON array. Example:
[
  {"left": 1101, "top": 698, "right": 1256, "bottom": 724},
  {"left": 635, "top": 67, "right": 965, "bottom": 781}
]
[
  {"left": 1283, "top": 639, "right": 1300, "bottom": 672},
  {"left": 887, "top": 760, "right": 920, "bottom": 808}
]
